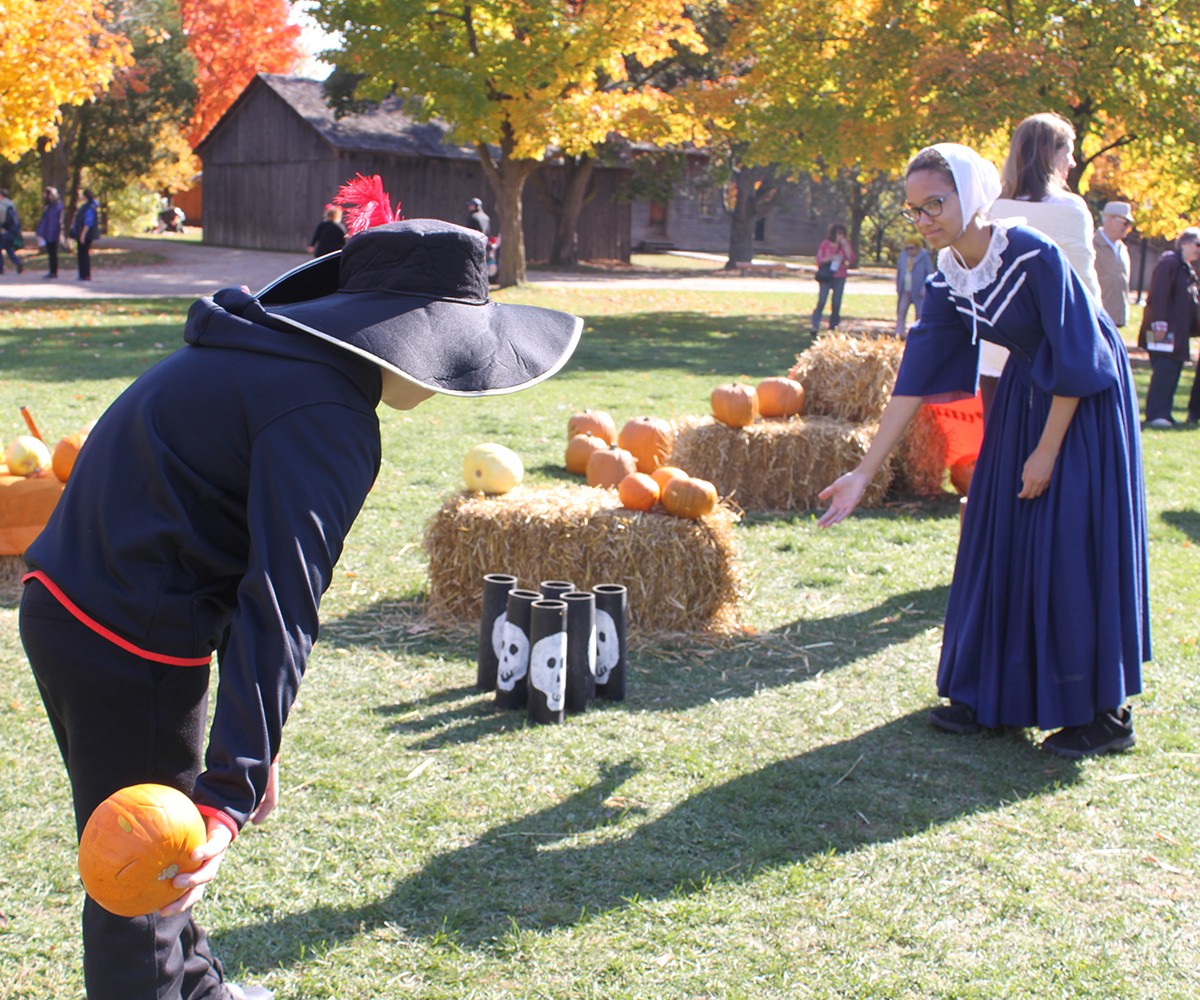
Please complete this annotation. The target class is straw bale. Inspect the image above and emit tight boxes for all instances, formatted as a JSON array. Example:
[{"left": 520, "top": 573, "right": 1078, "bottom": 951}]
[
  {"left": 788, "top": 330, "right": 905, "bottom": 423},
  {"left": 894, "top": 407, "right": 949, "bottom": 495},
  {"left": 0, "top": 555, "right": 23, "bottom": 605},
  {"left": 787, "top": 330, "right": 950, "bottom": 496},
  {"left": 668, "top": 415, "right": 893, "bottom": 511},
  {"left": 423, "top": 484, "right": 746, "bottom": 636}
]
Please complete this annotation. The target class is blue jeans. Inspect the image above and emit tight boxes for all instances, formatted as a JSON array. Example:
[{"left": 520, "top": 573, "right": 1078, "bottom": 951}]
[{"left": 811, "top": 277, "right": 846, "bottom": 332}]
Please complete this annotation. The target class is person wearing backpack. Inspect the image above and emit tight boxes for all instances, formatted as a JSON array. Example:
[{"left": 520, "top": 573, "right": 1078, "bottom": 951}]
[
  {"left": 70, "top": 188, "right": 100, "bottom": 281},
  {"left": 0, "top": 188, "right": 24, "bottom": 274}
]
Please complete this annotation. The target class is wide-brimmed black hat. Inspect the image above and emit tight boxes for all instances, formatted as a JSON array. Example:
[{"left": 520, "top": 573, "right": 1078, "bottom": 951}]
[{"left": 256, "top": 219, "right": 582, "bottom": 397}]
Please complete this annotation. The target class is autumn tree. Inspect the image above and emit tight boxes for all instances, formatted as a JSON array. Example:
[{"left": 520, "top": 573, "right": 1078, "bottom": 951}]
[
  {"left": 180, "top": 0, "right": 305, "bottom": 146},
  {"left": 0, "top": 0, "right": 133, "bottom": 164},
  {"left": 730, "top": 0, "right": 1200, "bottom": 246},
  {"left": 316, "top": 0, "right": 707, "bottom": 285},
  {"left": 911, "top": 0, "right": 1200, "bottom": 240},
  {"left": 43, "top": 0, "right": 199, "bottom": 215}
]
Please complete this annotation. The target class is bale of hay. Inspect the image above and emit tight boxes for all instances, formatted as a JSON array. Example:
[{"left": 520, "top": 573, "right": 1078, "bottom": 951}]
[
  {"left": 788, "top": 330, "right": 949, "bottom": 495},
  {"left": 0, "top": 555, "right": 25, "bottom": 606},
  {"left": 894, "top": 408, "right": 950, "bottom": 495},
  {"left": 423, "top": 484, "right": 746, "bottom": 636},
  {"left": 788, "top": 330, "right": 905, "bottom": 423},
  {"left": 669, "top": 415, "right": 893, "bottom": 511}
]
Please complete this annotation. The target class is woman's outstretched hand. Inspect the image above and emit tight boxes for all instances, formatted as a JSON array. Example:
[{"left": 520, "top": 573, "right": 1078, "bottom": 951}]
[{"left": 817, "top": 468, "right": 870, "bottom": 527}]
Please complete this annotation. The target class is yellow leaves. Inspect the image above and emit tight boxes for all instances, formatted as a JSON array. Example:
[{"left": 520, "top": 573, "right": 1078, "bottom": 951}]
[{"left": 0, "top": 0, "right": 133, "bottom": 162}]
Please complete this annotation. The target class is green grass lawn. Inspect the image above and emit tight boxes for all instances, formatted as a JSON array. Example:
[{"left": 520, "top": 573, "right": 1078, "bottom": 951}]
[{"left": 0, "top": 288, "right": 1196, "bottom": 999}]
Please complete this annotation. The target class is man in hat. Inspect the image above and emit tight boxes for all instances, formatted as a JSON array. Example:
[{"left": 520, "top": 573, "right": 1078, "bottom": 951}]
[
  {"left": 465, "top": 197, "right": 490, "bottom": 237},
  {"left": 18, "top": 219, "right": 581, "bottom": 1000},
  {"left": 1093, "top": 201, "right": 1134, "bottom": 327}
]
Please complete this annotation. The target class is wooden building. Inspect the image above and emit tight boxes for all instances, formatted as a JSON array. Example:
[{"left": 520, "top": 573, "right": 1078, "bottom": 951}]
[
  {"left": 629, "top": 153, "right": 845, "bottom": 258},
  {"left": 195, "top": 74, "right": 632, "bottom": 261}
]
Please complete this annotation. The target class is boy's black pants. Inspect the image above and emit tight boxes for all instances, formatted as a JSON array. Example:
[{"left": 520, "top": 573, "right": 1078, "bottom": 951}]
[{"left": 20, "top": 577, "right": 231, "bottom": 1000}]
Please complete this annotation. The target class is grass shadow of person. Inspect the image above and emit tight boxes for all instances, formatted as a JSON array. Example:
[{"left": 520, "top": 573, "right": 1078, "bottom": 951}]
[
  {"left": 212, "top": 709, "right": 1077, "bottom": 972},
  {"left": 1159, "top": 508, "right": 1200, "bottom": 544}
]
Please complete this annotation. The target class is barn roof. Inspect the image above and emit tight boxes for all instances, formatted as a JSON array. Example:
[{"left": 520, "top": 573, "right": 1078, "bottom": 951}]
[{"left": 197, "top": 74, "right": 480, "bottom": 161}]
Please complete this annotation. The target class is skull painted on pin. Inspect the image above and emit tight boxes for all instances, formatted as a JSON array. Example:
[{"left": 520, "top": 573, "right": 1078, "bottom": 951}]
[
  {"left": 594, "top": 609, "right": 620, "bottom": 684},
  {"left": 495, "top": 615, "right": 530, "bottom": 691},
  {"left": 530, "top": 631, "right": 567, "bottom": 710}
]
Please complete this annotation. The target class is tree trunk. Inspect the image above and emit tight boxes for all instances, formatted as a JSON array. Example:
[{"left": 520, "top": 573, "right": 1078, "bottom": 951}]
[
  {"left": 476, "top": 128, "right": 535, "bottom": 288},
  {"left": 725, "top": 164, "right": 777, "bottom": 268},
  {"left": 533, "top": 155, "right": 596, "bottom": 266}
]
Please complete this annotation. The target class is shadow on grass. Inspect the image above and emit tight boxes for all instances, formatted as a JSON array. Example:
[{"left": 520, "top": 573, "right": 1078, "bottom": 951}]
[
  {"left": 334, "top": 582, "right": 950, "bottom": 753},
  {"left": 1160, "top": 508, "right": 1200, "bottom": 543},
  {"left": 214, "top": 709, "right": 1077, "bottom": 968},
  {"left": 544, "top": 311, "right": 811, "bottom": 379}
]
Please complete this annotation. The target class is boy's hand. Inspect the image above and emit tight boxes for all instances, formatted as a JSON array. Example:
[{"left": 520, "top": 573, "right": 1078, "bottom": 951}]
[
  {"left": 160, "top": 817, "right": 233, "bottom": 916},
  {"left": 249, "top": 759, "right": 280, "bottom": 825}
]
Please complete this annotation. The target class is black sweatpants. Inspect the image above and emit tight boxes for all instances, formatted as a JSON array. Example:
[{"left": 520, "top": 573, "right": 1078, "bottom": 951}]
[{"left": 20, "top": 577, "right": 231, "bottom": 1000}]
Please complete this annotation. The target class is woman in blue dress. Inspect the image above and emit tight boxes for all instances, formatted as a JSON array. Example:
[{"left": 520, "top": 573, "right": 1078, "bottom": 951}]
[{"left": 818, "top": 142, "right": 1150, "bottom": 759}]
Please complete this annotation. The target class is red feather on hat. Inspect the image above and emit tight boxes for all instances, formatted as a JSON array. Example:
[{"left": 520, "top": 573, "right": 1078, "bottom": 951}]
[{"left": 333, "top": 173, "right": 403, "bottom": 235}]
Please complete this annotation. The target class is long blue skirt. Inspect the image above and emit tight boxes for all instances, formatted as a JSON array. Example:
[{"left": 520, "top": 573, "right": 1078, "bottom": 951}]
[{"left": 937, "top": 329, "right": 1151, "bottom": 730}]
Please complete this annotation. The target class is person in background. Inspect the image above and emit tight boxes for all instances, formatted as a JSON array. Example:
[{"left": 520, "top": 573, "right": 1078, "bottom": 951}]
[
  {"left": 70, "top": 188, "right": 100, "bottom": 281},
  {"left": 810, "top": 223, "right": 857, "bottom": 335},
  {"left": 819, "top": 142, "right": 1148, "bottom": 760},
  {"left": 19, "top": 218, "right": 582, "bottom": 1000},
  {"left": 0, "top": 187, "right": 24, "bottom": 275},
  {"left": 465, "top": 197, "right": 490, "bottom": 236},
  {"left": 895, "top": 234, "right": 932, "bottom": 336},
  {"left": 306, "top": 204, "right": 346, "bottom": 257},
  {"left": 1138, "top": 227, "right": 1200, "bottom": 428},
  {"left": 36, "top": 186, "right": 64, "bottom": 279},
  {"left": 1093, "top": 201, "right": 1134, "bottom": 328},
  {"left": 985, "top": 112, "right": 1102, "bottom": 420}
]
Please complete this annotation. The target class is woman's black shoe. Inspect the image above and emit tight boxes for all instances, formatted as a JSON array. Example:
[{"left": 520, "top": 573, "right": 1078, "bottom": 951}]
[
  {"left": 928, "top": 702, "right": 982, "bottom": 735},
  {"left": 1042, "top": 707, "right": 1135, "bottom": 759}
]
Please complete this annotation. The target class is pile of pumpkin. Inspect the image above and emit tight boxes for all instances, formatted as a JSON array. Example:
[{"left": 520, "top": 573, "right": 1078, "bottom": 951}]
[
  {"left": 2, "top": 409, "right": 91, "bottom": 483},
  {"left": 708, "top": 375, "right": 806, "bottom": 428},
  {"left": 564, "top": 410, "right": 719, "bottom": 519}
]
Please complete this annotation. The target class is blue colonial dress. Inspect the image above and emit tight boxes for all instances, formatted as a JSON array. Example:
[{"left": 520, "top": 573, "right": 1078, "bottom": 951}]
[{"left": 893, "top": 223, "right": 1150, "bottom": 730}]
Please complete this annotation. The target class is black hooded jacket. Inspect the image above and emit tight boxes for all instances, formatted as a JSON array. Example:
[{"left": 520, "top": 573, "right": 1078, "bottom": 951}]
[{"left": 25, "top": 287, "right": 382, "bottom": 829}]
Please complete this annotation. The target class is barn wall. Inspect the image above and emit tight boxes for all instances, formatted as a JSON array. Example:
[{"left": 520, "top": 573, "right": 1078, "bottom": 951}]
[
  {"left": 201, "top": 84, "right": 341, "bottom": 250},
  {"left": 200, "top": 80, "right": 631, "bottom": 260}
]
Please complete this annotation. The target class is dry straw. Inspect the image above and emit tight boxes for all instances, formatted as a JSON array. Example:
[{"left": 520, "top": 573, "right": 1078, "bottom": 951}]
[
  {"left": 788, "top": 328, "right": 948, "bottom": 495},
  {"left": 424, "top": 484, "right": 747, "bottom": 636},
  {"left": 669, "top": 415, "right": 893, "bottom": 510}
]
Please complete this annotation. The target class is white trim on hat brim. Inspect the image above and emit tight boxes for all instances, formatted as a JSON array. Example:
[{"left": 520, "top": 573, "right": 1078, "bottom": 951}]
[{"left": 255, "top": 251, "right": 582, "bottom": 397}]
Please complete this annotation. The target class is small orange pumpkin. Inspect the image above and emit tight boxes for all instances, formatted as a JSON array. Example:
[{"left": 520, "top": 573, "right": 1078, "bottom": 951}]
[
  {"left": 711, "top": 383, "right": 759, "bottom": 428},
  {"left": 567, "top": 409, "right": 617, "bottom": 445},
  {"left": 52, "top": 432, "right": 88, "bottom": 483},
  {"left": 661, "top": 476, "right": 719, "bottom": 519},
  {"left": 565, "top": 433, "right": 608, "bottom": 475},
  {"left": 617, "top": 416, "right": 675, "bottom": 473},
  {"left": 78, "top": 783, "right": 206, "bottom": 918},
  {"left": 586, "top": 445, "right": 638, "bottom": 488},
  {"left": 650, "top": 465, "right": 688, "bottom": 492},
  {"left": 756, "top": 377, "right": 806, "bottom": 418},
  {"left": 617, "top": 472, "right": 661, "bottom": 511}
]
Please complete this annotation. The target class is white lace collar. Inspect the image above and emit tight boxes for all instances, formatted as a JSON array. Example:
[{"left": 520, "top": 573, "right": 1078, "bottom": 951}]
[{"left": 937, "top": 224, "right": 1010, "bottom": 296}]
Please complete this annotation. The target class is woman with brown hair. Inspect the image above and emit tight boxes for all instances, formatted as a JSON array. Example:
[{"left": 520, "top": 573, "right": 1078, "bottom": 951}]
[{"left": 981, "top": 112, "right": 1103, "bottom": 418}]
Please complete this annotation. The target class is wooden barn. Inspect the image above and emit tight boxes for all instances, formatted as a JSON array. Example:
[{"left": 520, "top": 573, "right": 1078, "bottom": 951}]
[{"left": 195, "top": 74, "right": 632, "bottom": 261}]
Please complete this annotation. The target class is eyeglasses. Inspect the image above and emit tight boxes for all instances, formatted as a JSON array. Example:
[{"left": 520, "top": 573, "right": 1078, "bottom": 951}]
[{"left": 901, "top": 195, "right": 952, "bottom": 225}]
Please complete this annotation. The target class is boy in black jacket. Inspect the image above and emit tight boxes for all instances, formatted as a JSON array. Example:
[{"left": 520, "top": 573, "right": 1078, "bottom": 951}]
[{"left": 20, "top": 219, "right": 581, "bottom": 1000}]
